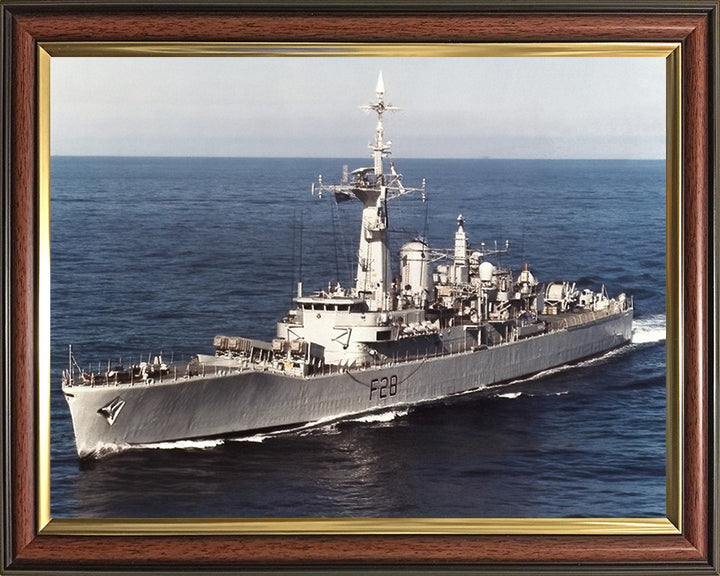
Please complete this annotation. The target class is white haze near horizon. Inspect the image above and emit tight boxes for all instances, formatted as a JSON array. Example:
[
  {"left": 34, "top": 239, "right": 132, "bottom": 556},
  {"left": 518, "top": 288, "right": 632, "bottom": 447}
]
[{"left": 51, "top": 56, "right": 666, "bottom": 160}]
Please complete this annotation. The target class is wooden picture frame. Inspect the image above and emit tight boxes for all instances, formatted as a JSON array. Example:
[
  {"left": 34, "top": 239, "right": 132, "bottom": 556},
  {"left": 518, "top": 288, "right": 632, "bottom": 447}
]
[{"left": 1, "top": 1, "right": 717, "bottom": 573}]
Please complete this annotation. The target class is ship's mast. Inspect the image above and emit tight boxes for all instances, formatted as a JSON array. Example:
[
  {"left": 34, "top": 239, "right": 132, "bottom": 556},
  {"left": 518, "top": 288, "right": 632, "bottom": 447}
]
[
  {"left": 365, "top": 72, "right": 394, "bottom": 177},
  {"left": 355, "top": 72, "right": 395, "bottom": 310},
  {"left": 312, "top": 72, "right": 425, "bottom": 312}
]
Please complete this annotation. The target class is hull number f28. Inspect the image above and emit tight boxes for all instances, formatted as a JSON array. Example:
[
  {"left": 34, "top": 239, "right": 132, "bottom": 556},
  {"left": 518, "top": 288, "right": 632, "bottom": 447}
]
[{"left": 369, "top": 375, "right": 398, "bottom": 400}]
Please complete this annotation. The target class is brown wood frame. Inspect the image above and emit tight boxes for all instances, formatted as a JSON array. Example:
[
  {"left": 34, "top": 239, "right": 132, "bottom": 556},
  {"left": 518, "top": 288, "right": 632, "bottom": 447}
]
[{"left": 1, "top": 1, "right": 717, "bottom": 573}]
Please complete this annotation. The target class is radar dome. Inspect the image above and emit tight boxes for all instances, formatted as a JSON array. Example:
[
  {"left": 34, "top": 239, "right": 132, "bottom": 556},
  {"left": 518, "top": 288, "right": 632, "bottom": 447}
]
[{"left": 479, "top": 261, "right": 495, "bottom": 283}]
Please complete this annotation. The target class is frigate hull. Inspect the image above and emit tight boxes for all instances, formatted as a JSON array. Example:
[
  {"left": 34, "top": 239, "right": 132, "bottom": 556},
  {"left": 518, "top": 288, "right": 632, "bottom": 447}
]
[{"left": 63, "top": 310, "right": 632, "bottom": 458}]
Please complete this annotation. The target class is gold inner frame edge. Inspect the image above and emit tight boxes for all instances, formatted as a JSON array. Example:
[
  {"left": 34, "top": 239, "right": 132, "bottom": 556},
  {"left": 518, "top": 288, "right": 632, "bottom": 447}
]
[{"left": 37, "top": 41, "right": 682, "bottom": 536}]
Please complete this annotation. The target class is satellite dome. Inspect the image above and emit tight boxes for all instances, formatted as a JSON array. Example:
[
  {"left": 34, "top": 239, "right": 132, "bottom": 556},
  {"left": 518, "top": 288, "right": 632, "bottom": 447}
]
[{"left": 479, "top": 261, "right": 495, "bottom": 283}]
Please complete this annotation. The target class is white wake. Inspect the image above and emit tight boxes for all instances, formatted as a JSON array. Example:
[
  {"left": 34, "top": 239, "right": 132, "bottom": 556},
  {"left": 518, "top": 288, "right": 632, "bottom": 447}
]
[
  {"left": 631, "top": 314, "right": 666, "bottom": 345},
  {"left": 134, "top": 438, "right": 226, "bottom": 451},
  {"left": 347, "top": 408, "right": 410, "bottom": 424}
]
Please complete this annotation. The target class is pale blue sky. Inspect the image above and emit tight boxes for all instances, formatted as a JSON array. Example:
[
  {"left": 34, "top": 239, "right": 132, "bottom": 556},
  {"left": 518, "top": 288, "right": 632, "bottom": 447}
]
[{"left": 51, "top": 57, "right": 666, "bottom": 159}]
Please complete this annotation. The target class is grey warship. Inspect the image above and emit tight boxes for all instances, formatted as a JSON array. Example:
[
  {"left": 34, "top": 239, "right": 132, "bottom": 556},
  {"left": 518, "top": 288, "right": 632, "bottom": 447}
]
[{"left": 62, "top": 73, "right": 634, "bottom": 458}]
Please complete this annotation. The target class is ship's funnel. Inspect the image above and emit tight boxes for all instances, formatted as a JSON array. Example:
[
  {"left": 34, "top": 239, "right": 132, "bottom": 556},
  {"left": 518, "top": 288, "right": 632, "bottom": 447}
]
[{"left": 400, "top": 240, "right": 434, "bottom": 306}]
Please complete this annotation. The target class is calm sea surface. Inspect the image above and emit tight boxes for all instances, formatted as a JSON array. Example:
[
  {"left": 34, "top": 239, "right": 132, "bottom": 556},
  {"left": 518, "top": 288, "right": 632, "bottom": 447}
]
[{"left": 50, "top": 157, "right": 666, "bottom": 518}]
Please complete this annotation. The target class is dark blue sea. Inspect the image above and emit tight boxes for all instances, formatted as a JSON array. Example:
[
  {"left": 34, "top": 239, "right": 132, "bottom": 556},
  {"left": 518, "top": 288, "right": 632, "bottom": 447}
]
[{"left": 50, "top": 157, "right": 666, "bottom": 518}]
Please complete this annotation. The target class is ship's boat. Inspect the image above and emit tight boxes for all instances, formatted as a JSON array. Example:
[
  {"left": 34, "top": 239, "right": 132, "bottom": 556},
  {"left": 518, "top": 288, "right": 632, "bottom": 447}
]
[{"left": 62, "top": 73, "right": 633, "bottom": 458}]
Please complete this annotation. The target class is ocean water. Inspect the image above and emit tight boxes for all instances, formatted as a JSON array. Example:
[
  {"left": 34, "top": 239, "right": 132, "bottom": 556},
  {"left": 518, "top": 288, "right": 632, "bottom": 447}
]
[{"left": 50, "top": 157, "right": 666, "bottom": 518}]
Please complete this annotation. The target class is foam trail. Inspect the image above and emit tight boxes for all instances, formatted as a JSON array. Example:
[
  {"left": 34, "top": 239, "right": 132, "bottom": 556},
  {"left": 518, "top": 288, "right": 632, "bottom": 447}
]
[
  {"left": 230, "top": 413, "right": 355, "bottom": 443},
  {"left": 135, "top": 438, "right": 225, "bottom": 451},
  {"left": 298, "top": 408, "right": 410, "bottom": 436},
  {"left": 234, "top": 434, "right": 269, "bottom": 443},
  {"left": 91, "top": 442, "right": 131, "bottom": 457},
  {"left": 495, "top": 391, "right": 522, "bottom": 399},
  {"left": 347, "top": 408, "right": 409, "bottom": 423},
  {"left": 632, "top": 314, "right": 666, "bottom": 344},
  {"left": 232, "top": 408, "right": 413, "bottom": 442},
  {"left": 87, "top": 437, "right": 229, "bottom": 457}
]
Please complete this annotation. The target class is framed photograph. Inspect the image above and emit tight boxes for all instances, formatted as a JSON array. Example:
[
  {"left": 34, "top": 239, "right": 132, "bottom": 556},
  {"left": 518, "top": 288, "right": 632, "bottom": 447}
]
[{"left": 2, "top": 1, "right": 717, "bottom": 574}]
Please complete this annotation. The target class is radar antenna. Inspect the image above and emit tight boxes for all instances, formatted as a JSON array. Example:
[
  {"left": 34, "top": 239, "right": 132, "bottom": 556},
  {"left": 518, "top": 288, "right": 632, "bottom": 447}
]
[
  {"left": 360, "top": 70, "right": 400, "bottom": 118},
  {"left": 313, "top": 71, "right": 424, "bottom": 203}
]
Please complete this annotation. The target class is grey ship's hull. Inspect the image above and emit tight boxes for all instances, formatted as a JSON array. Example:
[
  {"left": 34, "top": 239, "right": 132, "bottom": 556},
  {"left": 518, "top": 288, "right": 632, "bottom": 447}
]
[{"left": 63, "top": 310, "right": 632, "bottom": 457}]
